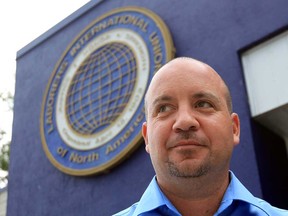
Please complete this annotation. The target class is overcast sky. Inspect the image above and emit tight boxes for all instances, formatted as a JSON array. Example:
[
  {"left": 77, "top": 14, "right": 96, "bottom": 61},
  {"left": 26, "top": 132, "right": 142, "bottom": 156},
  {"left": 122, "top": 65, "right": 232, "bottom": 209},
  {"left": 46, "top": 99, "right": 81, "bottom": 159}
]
[{"left": 0, "top": 0, "right": 90, "bottom": 145}]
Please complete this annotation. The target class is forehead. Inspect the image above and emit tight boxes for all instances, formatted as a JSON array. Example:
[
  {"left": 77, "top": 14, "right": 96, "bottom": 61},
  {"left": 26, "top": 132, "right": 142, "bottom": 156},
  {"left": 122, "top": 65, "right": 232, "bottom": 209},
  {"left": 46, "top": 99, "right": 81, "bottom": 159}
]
[{"left": 146, "top": 59, "right": 226, "bottom": 101}]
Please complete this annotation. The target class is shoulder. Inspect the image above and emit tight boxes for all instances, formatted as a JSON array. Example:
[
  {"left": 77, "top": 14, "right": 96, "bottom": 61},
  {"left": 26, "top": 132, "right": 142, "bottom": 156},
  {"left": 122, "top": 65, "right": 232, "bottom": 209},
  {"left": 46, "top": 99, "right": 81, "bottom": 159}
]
[
  {"left": 252, "top": 197, "right": 288, "bottom": 216},
  {"left": 226, "top": 172, "right": 288, "bottom": 215}
]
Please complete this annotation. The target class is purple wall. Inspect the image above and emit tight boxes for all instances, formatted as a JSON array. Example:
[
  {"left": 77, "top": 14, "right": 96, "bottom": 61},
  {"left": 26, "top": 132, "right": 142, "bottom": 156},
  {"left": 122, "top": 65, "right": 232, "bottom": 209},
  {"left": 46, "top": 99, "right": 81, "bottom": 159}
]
[{"left": 8, "top": 0, "right": 288, "bottom": 215}]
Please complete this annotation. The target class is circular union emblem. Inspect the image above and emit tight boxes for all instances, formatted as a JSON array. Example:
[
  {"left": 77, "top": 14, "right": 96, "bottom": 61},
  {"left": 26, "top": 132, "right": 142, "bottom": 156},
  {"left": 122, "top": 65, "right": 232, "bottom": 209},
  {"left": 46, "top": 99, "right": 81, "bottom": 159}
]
[{"left": 40, "top": 6, "right": 175, "bottom": 175}]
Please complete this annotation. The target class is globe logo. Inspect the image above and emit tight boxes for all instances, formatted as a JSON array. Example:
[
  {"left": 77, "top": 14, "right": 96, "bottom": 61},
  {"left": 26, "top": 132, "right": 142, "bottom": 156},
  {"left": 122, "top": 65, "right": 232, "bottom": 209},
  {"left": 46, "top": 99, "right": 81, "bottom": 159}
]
[{"left": 66, "top": 42, "right": 137, "bottom": 135}]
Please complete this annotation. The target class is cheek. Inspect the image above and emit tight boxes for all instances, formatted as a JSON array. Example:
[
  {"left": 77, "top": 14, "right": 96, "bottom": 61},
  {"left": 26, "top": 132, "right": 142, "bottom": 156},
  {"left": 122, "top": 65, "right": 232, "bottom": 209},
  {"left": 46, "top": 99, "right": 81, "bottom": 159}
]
[
  {"left": 203, "top": 117, "right": 235, "bottom": 146},
  {"left": 147, "top": 123, "right": 170, "bottom": 153}
]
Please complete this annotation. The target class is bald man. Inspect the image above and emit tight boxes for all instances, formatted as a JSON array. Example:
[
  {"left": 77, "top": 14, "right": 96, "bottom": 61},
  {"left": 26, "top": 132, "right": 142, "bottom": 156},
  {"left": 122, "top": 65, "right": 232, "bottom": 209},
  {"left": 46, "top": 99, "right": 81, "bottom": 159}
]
[{"left": 114, "top": 57, "right": 288, "bottom": 216}]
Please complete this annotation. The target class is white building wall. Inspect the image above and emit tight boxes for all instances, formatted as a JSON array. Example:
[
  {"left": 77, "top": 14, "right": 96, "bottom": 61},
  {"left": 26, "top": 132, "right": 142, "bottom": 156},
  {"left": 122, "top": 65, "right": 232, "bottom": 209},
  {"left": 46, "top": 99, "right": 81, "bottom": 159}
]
[{"left": 242, "top": 30, "right": 288, "bottom": 117}]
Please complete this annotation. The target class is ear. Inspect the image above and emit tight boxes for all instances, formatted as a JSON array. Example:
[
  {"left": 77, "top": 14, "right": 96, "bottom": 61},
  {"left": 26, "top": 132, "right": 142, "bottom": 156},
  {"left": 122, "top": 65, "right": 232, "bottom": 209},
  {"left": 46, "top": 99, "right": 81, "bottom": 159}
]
[
  {"left": 231, "top": 113, "right": 240, "bottom": 146},
  {"left": 142, "top": 122, "right": 150, "bottom": 153}
]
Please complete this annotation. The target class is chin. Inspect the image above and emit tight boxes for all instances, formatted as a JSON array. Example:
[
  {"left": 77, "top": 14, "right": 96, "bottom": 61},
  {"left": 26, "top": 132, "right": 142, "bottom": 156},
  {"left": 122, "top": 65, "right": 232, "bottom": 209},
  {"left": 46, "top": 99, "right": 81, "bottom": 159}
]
[{"left": 167, "top": 160, "right": 210, "bottom": 178}]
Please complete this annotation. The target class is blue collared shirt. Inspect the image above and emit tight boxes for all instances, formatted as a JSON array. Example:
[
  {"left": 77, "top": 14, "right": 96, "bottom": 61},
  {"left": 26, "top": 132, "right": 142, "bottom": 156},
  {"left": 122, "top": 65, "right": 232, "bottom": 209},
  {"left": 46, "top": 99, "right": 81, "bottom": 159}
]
[{"left": 114, "top": 172, "right": 288, "bottom": 216}]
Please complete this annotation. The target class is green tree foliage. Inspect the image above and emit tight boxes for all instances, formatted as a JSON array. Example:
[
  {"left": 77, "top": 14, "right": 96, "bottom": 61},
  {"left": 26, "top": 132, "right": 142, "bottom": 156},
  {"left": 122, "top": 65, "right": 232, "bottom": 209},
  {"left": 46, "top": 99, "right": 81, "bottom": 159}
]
[
  {"left": 0, "top": 92, "right": 13, "bottom": 111},
  {"left": 0, "top": 131, "right": 9, "bottom": 171},
  {"left": 0, "top": 91, "right": 13, "bottom": 186}
]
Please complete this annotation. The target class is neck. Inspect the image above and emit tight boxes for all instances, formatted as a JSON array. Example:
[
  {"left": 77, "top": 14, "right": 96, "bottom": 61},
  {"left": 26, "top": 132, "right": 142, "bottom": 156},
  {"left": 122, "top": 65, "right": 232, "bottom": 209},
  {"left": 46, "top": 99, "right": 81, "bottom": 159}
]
[{"left": 158, "top": 171, "right": 230, "bottom": 216}]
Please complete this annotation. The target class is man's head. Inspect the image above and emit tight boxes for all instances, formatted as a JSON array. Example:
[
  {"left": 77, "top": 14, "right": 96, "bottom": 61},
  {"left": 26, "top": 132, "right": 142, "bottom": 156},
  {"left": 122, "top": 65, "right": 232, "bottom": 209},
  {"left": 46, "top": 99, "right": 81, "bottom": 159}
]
[{"left": 142, "top": 57, "right": 240, "bottom": 185}]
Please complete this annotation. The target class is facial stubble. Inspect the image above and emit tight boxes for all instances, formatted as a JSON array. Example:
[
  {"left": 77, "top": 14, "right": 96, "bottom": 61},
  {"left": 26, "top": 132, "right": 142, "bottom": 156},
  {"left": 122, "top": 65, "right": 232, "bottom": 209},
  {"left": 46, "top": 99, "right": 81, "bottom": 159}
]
[{"left": 167, "top": 149, "right": 211, "bottom": 178}]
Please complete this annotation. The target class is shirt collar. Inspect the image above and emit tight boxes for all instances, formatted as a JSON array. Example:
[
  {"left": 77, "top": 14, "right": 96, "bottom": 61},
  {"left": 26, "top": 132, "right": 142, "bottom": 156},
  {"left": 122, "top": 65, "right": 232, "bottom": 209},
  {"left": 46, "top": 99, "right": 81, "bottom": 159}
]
[
  {"left": 133, "top": 176, "right": 180, "bottom": 215},
  {"left": 216, "top": 171, "right": 260, "bottom": 214}
]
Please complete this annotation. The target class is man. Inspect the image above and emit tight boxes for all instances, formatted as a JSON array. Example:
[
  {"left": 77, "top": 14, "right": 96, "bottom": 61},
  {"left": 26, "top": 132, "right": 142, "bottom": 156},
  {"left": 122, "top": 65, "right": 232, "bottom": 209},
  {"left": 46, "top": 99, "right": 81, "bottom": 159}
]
[{"left": 114, "top": 57, "right": 288, "bottom": 216}]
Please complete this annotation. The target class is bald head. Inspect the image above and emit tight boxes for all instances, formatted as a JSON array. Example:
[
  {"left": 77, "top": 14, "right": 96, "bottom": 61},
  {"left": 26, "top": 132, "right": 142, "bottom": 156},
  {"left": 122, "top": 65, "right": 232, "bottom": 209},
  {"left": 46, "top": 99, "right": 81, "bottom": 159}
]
[{"left": 145, "top": 57, "right": 233, "bottom": 118}]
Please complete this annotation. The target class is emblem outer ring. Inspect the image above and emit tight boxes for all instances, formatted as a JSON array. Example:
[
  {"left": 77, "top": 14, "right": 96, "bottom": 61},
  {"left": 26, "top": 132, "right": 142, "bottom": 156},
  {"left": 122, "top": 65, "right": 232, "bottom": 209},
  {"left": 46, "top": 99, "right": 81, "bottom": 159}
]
[{"left": 40, "top": 6, "right": 175, "bottom": 176}]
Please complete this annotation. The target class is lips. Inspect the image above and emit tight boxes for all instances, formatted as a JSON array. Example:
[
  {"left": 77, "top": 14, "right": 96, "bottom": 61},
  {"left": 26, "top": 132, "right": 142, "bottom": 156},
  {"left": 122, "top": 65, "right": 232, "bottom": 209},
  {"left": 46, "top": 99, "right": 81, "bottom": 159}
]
[{"left": 167, "top": 139, "right": 206, "bottom": 149}]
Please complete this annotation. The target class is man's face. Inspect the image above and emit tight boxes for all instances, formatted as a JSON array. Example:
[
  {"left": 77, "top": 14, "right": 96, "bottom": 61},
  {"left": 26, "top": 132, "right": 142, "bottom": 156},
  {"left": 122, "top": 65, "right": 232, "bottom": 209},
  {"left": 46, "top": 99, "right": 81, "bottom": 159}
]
[{"left": 142, "top": 59, "right": 240, "bottom": 183}]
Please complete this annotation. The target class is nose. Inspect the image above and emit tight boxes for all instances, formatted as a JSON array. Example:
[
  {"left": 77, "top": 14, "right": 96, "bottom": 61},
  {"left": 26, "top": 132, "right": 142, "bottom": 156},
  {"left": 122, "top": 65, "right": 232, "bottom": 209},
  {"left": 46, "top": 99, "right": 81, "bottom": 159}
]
[{"left": 172, "top": 107, "right": 200, "bottom": 132}]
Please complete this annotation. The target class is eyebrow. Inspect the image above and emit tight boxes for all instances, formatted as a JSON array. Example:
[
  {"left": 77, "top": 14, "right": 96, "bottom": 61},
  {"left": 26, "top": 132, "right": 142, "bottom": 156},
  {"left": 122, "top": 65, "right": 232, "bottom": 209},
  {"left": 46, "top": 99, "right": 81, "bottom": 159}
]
[
  {"left": 152, "top": 95, "right": 174, "bottom": 107},
  {"left": 192, "top": 91, "right": 221, "bottom": 103}
]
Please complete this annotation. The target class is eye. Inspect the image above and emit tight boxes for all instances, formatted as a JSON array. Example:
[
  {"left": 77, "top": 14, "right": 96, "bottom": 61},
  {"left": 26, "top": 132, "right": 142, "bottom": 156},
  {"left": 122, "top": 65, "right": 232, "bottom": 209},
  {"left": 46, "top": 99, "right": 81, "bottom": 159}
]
[
  {"left": 153, "top": 104, "right": 174, "bottom": 117},
  {"left": 195, "top": 101, "right": 213, "bottom": 109},
  {"left": 158, "top": 105, "right": 172, "bottom": 113}
]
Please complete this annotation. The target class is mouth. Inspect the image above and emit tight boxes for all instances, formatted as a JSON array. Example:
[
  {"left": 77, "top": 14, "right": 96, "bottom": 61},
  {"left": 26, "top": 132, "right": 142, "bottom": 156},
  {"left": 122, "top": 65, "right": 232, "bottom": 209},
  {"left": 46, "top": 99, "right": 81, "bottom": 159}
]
[{"left": 169, "top": 140, "right": 206, "bottom": 149}]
